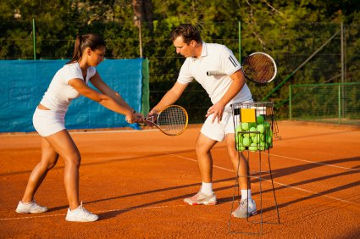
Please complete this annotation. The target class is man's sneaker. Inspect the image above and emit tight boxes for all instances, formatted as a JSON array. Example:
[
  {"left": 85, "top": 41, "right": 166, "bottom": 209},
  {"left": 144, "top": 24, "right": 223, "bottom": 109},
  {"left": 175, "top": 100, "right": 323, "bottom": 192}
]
[
  {"left": 184, "top": 192, "right": 217, "bottom": 205},
  {"left": 15, "top": 200, "right": 48, "bottom": 214},
  {"left": 232, "top": 199, "right": 257, "bottom": 218},
  {"left": 65, "top": 203, "right": 98, "bottom": 222}
]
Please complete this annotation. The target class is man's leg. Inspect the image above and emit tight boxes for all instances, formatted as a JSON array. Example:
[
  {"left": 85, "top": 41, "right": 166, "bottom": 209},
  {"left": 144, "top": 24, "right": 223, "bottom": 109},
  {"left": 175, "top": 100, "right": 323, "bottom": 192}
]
[
  {"left": 184, "top": 132, "right": 217, "bottom": 205},
  {"left": 225, "top": 134, "right": 250, "bottom": 191},
  {"left": 225, "top": 133, "right": 257, "bottom": 218}
]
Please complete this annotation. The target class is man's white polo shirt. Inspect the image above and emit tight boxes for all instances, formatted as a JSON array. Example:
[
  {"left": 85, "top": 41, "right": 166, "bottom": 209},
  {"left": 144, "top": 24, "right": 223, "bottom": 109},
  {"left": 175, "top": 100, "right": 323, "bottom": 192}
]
[{"left": 177, "top": 42, "right": 252, "bottom": 109}]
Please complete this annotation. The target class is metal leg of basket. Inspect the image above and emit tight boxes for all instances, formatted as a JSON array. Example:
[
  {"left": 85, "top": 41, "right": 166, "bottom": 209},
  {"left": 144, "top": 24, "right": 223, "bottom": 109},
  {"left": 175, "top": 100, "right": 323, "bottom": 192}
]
[
  {"left": 228, "top": 150, "right": 280, "bottom": 235},
  {"left": 267, "top": 150, "right": 281, "bottom": 224},
  {"left": 228, "top": 150, "right": 265, "bottom": 235}
]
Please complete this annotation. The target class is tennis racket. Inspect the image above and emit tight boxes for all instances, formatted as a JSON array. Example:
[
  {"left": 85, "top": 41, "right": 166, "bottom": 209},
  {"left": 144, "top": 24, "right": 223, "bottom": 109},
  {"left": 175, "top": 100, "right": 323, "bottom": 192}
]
[
  {"left": 206, "top": 52, "right": 277, "bottom": 84},
  {"left": 145, "top": 105, "right": 188, "bottom": 136}
]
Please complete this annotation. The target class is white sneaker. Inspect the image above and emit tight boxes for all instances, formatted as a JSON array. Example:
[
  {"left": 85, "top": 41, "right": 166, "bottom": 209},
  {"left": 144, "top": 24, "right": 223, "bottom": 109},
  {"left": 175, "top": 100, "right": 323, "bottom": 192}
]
[
  {"left": 231, "top": 199, "right": 257, "bottom": 218},
  {"left": 65, "top": 203, "right": 98, "bottom": 222},
  {"left": 184, "top": 192, "right": 217, "bottom": 205},
  {"left": 15, "top": 200, "right": 48, "bottom": 214}
]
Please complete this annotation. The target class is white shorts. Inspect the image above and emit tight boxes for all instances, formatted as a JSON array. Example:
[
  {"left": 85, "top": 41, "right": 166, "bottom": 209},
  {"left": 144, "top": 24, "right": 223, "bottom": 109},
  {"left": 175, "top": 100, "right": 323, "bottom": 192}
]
[
  {"left": 200, "top": 111, "right": 235, "bottom": 142},
  {"left": 32, "top": 108, "right": 66, "bottom": 137}
]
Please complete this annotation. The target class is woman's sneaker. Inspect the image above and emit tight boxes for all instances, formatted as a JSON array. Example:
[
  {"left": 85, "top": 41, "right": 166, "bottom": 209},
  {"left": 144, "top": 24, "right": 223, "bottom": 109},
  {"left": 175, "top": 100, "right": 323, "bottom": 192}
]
[
  {"left": 231, "top": 199, "right": 257, "bottom": 218},
  {"left": 65, "top": 203, "right": 98, "bottom": 222},
  {"left": 15, "top": 200, "right": 48, "bottom": 214},
  {"left": 184, "top": 192, "right": 217, "bottom": 205}
]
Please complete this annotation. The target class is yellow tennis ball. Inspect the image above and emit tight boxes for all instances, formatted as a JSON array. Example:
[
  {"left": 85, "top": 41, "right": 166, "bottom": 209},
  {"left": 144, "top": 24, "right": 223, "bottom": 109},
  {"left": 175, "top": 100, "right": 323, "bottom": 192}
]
[
  {"left": 243, "top": 137, "right": 250, "bottom": 147},
  {"left": 241, "top": 122, "right": 249, "bottom": 131}
]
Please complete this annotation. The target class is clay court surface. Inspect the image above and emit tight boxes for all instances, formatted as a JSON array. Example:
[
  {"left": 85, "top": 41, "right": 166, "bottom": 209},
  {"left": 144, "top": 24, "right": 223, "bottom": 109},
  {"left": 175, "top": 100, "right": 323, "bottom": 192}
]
[{"left": 0, "top": 121, "right": 359, "bottom": 238}]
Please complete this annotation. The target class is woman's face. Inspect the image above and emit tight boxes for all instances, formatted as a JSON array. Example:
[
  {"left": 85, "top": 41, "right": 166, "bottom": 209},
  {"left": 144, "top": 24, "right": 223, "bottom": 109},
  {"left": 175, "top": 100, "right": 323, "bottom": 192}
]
[{"left": 87, "top": 46, "right": 105, "bottom": 66}]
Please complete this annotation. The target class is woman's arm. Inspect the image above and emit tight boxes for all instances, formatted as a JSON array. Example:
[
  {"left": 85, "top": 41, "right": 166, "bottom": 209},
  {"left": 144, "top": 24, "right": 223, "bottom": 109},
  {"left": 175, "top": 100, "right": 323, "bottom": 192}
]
[
  {"left": 90, "top": 72, "right": 134, "bottom": 111},
  {"left": 68, "top": 78, "right": 136, "bottom": 123}
]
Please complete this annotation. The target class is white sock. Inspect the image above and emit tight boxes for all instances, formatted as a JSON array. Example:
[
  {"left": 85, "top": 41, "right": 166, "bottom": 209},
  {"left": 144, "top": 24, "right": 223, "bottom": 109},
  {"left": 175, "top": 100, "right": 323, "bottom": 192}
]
[
  {"left": 200, "top": 182, "right": 214, "bottom": 195},
  {"left": 241, "top": 189, "right": 252, "bottom": 200}
]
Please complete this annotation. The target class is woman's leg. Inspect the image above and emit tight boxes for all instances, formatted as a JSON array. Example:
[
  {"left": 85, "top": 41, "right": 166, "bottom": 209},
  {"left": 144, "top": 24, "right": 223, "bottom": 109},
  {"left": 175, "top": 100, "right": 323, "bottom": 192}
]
[
  {"left": 45, "top": 130, "right": 81, "bottom": 210},
  {"left": 21, "top": 138, "right": 59, "bottom": 203}
]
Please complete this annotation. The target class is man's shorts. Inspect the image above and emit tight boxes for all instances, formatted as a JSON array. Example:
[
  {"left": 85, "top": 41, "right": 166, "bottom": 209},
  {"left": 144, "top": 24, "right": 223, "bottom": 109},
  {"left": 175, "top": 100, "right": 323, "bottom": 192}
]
[{"left": 200, "top": 111, "right": 235, "bottom": 142}]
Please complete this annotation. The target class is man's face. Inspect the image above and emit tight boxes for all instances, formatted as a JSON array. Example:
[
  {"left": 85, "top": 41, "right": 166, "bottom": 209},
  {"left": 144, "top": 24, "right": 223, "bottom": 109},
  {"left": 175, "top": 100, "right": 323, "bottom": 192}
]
[{"left": 173, "top": 36, "right": 196, "bottom": 58}]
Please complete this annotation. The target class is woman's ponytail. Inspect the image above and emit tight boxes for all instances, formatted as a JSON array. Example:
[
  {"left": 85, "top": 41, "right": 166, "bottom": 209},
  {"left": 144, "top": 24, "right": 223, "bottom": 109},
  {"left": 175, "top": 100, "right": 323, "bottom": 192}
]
[{"left": 67, "top": 34, "right": 105, "bottom": 64}]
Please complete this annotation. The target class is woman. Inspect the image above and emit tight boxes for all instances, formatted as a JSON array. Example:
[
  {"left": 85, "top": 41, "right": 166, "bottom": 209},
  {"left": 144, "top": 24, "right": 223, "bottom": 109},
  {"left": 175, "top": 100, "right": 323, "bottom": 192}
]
[{"left": 15, "top": 34, "right": 143, "bottom": 222}]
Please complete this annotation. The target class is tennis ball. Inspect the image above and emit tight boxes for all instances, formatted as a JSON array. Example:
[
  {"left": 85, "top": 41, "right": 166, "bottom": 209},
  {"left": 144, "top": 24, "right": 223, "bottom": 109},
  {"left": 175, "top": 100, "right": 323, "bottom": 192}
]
[
  {"left": 236, "top": 135, "right": 243, "bottom": 147},
  {"left": 259, "top": 142, "right": 265, "bottom": 150},
  {"left": 256, "top": 124, "right": 265, "bottom": 134},
  {"left": 256, "top": 115, "right": 265, "bottom": 124},
  {"left": 243, "top": 132, "right": 250, "bottom": 138},
  {"left": 249, "top": 143, "right": 258, "bottom": 151},
  {"left": 259, "top": 134, "right": 265, "bottom": 142},
  {"left": 249, "top": 122, "right": 257, "bottom": 128},
  {"left": 264, "top": 122, "right": 271, "bottom": 131},
  {"left": 241, "top": 122, "right": 249, "bottom": 131},
  {"left": 238, "top": 146, "right": 245, "bottom": 152},
  {"left": 249, "top": 127, "right": 257, "bottom": 137},
  {"left": 252, "top": 134, "right": 259, "bottom": 143},
  {"left": 243, "top": 137, "right": 250, "bottom": 147}
]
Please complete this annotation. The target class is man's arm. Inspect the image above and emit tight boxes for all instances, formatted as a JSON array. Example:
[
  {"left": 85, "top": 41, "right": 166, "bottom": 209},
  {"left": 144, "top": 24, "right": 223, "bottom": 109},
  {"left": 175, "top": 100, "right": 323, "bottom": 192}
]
[
  {"left": 206, "top": 70, "right": 246, "bottom": 122},
  {"left": 149, "top": 81, "right": 188, "bottom": 114}
]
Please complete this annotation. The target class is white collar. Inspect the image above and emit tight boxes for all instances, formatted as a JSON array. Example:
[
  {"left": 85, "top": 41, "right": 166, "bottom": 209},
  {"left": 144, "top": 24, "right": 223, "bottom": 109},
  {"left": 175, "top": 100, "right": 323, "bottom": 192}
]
[{"left": 191, "top": 41, "right": 207, "bottom": 61}]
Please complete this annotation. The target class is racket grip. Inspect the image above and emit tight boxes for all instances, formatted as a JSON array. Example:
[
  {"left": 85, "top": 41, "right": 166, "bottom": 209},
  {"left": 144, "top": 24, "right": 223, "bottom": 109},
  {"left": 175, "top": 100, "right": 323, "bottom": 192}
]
[{"left": 206, "top": 71, "right": 226, "bottom": 76}]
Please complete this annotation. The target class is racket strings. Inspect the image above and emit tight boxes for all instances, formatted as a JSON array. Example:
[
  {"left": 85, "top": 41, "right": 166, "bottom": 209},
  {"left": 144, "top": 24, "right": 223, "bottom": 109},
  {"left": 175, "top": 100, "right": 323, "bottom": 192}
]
[
  {"left": 243, "top": 53, "right": 276, "bottom": 83},
  {"left": 157, "top": 107, "right": 187, "bottom": 135}
]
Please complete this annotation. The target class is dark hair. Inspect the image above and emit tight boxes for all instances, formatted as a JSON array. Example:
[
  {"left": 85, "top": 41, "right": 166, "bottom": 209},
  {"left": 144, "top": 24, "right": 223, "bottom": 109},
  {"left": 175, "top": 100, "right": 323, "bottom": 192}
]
[
  {"left": 67, "top": 34, "right": 106, "bottom": 64},
  {"left": 170, "top": 24, "right": 202, "bottom": 44}
]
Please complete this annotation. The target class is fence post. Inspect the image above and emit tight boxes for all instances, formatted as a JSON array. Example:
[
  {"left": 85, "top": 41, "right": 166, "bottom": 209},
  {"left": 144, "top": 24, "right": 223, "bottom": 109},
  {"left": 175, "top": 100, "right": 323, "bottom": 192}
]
[
  {"left": 32, "top": 18, "right": 36, "bottom": 60},
  {"left": 338, "top": 84, "right": 341, "bottom": 124},
  {"left": 238, "top": 21, "right": 241, "bottom": 62},
  {"left": 289, "top": 85, "right": 292, "bottom": 120},
  {"left": 340, "top": 22, "right": 345, "bottom": 118}
]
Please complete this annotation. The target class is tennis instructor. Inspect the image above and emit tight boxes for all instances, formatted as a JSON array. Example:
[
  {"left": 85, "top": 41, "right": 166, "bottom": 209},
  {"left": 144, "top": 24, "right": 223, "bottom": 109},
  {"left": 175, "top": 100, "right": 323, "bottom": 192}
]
[
  {"left": 16, "top": 34, "right": 143, "bottom": 222},
  {"left": 149, "top": 24, "right": 256, "bottom": 218}
]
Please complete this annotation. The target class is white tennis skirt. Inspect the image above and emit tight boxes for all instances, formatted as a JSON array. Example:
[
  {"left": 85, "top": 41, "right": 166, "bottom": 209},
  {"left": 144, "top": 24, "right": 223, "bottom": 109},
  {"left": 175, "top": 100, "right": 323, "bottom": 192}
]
[{"left": 33, "top": 108, "right": 66, "bottom": 137}]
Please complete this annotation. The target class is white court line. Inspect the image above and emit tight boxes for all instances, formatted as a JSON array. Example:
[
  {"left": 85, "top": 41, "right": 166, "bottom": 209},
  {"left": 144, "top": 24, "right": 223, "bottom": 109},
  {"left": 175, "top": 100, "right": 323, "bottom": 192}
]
[
  {"left": 170, "top": 154, "right": 234, "bottom": 173},
  {"left": 0, "top": 205, "right": 187, "bottom": 221},
  {"left": 267, "top": 153, "right": 357, "bottom": 171},
  {"left": 169, "top": 154, "right": 358, "bottom": 206},
  {"left": 1, "top": 128, "right": 158, "bottom": 136}
]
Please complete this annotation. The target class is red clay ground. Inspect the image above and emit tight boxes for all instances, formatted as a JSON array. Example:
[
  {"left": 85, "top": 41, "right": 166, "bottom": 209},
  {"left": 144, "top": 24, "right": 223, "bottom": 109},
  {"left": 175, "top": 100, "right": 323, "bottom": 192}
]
[{"left": 0, "top": 121, "right": 359, "bottom": 238}]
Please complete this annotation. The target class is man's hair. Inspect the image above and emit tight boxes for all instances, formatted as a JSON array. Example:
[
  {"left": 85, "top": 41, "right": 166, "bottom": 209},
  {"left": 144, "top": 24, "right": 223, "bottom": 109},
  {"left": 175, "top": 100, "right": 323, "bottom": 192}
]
[{"left": 170, "top": 24, "right": 202, "bottom": 44}]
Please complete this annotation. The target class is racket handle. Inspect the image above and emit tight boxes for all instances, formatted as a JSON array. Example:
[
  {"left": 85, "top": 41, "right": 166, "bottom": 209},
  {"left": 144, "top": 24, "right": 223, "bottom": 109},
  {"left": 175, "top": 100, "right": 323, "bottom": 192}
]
[{"left": 206, "top": 71, "right": 226, "bottom": 76}]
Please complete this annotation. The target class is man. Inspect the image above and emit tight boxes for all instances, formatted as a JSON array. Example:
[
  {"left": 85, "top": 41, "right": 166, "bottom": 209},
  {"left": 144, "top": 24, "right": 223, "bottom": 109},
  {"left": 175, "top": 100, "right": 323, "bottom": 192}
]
[{"left": 149, "top": 24, "right": 256, "bottom": 218}]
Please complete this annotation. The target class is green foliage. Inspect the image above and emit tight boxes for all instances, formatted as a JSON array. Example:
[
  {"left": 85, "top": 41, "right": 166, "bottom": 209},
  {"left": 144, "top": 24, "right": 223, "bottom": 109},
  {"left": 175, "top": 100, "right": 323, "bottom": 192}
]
[{"left": 0, "top": 0, "right": 359, "bottom": 121}]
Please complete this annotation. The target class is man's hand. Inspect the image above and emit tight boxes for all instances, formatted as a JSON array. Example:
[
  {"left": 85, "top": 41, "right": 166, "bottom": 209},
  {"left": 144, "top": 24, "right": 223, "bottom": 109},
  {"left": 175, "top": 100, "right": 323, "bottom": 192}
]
[{"left": 206, "top": 102, "right": 225, "bottom": 123}]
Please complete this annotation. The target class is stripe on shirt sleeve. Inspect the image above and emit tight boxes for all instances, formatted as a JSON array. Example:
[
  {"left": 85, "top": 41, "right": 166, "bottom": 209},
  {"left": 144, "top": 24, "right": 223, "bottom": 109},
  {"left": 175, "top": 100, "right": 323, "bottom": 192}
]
[{"left": 228, "top": 55, "right": 239, "bottom": 67}]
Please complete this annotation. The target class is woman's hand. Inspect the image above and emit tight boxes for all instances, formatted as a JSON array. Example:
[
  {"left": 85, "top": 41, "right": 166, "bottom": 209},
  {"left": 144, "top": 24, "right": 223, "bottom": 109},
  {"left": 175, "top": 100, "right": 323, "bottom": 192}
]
[
  {"left": 125, "top": 111, "right": 144, "bottom": 124},
  {"left": 133, "top": 112, "right": 144, "bottom": 123}
]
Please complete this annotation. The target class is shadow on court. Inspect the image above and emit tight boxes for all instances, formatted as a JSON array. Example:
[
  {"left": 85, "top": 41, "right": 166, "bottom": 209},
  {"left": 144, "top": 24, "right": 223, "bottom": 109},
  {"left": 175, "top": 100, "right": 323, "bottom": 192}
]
[
  {"left": 0, "top": 148, "right": 199, "bottom": 177},
  {"left": 31, "top": 156, "right": 360, "bottom": 220},
  {"left": 46, "top": 177, "right": 236, "bottom": 214}
]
